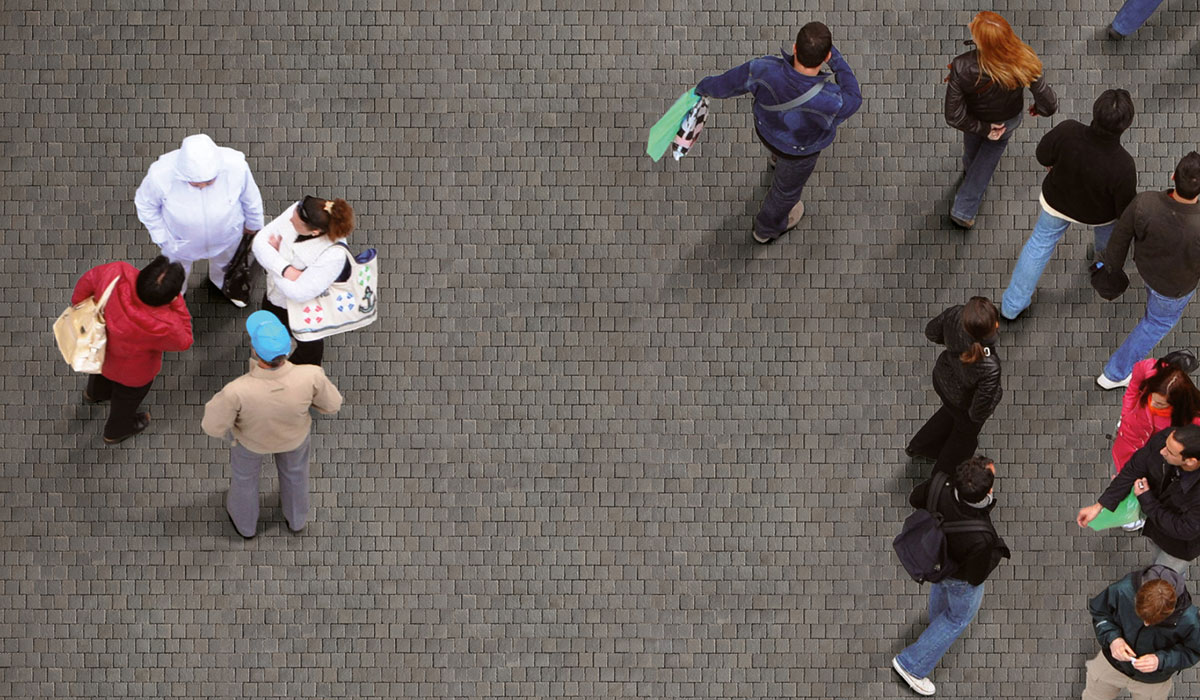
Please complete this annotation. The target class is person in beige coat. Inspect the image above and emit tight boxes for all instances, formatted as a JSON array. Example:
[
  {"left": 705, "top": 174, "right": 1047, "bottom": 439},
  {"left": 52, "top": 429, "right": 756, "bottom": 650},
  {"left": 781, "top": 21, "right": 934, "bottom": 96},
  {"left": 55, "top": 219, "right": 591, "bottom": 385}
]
[{"left": 202, "top": 310, "right": 343, "bottom": 538}]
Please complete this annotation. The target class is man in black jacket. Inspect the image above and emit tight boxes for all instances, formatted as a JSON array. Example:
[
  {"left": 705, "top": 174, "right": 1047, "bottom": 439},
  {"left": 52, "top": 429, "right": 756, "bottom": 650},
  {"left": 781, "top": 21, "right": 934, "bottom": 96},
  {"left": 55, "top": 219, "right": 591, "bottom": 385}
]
[
  {"left": 893, "top": 456, "right": 1011, "bottom": 696},
  {"left": 1079, "top": 425, "right": 1200, "bottom": 576},
  {"left": 1000, "top": 89, "right": 1137, "bottom": 321},
  {"left": 1085, "top": 565, "right": 1200, "bottom": 699}
]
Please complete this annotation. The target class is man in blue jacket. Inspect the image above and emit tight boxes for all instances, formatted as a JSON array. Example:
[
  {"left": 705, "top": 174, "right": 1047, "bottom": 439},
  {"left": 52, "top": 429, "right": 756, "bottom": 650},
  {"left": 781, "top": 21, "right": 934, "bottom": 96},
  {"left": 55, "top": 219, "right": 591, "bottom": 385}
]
[
  {"left": 1086, "top": 564, "right": 1200, "bottom": 699},
  {"left": 695, "top": 22, "right": 862, "bottom": 244}
]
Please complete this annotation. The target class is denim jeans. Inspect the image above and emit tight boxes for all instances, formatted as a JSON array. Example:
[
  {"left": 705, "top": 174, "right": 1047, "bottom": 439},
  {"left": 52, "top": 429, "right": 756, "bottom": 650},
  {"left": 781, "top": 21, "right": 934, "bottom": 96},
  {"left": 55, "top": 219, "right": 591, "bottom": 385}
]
[
  {"left": 1001, "top": 209, "right": 1116, "bottom": 319},
  {"left": 755, "top": 151, "right": 820, "bottom": 239},
  {"left": 1104, "top": 286, "right": 1196, "bottom": 382},
  {"left": 896, "top": 577, "right": 986, "bottom": 679},
  {"left": 952, "top": 113, "right": 1023, "bottom": 223},
  {"left": 1112, "top": 0, "right": 1166, "bottom": 36},
  {"left": 1148, "top": 541, "right": 1192, "bottom": 578}
]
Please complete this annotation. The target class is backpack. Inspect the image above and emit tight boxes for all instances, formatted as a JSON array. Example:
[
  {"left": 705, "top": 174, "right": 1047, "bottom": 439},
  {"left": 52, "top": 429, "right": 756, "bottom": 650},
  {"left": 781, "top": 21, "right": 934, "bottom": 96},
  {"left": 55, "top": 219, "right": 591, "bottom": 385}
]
[{"left": 893, "top": 473, "right": 994, "bottom": 584}]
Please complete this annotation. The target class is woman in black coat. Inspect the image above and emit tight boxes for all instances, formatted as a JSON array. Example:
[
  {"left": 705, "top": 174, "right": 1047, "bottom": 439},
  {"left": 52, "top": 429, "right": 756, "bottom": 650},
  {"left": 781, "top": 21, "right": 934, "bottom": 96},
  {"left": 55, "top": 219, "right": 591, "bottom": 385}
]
[{"left": 908, "top": 297, "right": 1003, "bottom": 475}]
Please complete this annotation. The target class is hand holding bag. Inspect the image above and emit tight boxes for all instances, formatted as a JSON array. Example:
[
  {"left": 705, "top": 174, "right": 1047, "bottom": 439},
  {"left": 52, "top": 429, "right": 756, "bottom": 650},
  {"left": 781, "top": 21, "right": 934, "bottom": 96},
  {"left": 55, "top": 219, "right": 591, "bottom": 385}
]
[
  {"left": 1090, "top": 261, "right": 1129, "bottom": 301},
  {"left": 1087, "top": 489, "right": 1143, "bottom": 531},
  {"left": 53, "top": 277, "right": 120, "bottom": 373},
  {"left": 286, "top": 244, "right": 379, "bottom": 341},
  {"left": 221, "top": 234, "right": 257, "bottom": 308}
]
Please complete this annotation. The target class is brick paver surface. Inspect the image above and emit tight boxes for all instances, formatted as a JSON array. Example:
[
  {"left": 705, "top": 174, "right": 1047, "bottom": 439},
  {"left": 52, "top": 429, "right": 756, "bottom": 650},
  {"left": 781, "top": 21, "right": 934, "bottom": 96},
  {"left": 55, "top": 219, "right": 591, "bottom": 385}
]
[{"left": 4, "top": 1, "right": 1200, "bottom": 698}]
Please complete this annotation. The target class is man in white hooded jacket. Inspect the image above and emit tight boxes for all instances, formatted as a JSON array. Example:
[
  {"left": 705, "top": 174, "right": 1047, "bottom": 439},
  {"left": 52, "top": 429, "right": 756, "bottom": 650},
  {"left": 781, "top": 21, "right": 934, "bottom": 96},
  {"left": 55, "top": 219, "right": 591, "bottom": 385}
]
[{"left": 135, "top": 134, "right": 265, "bottom": 302}]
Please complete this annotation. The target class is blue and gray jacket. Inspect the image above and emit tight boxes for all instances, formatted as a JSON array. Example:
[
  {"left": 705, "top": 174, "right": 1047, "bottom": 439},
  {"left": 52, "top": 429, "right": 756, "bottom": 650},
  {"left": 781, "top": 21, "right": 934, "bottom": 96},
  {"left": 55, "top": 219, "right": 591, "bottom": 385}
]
[{"left": 695, "top": 44, "right": 862, "bottom": 156}]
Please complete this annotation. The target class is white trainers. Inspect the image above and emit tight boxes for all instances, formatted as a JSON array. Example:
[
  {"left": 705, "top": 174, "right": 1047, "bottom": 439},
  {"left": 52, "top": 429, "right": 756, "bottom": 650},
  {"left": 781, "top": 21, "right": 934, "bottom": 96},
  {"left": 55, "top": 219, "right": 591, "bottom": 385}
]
[
  {"left": 1097, "top": 372, "right": 1132, "bottom": 390},
  {"left": 1122, "top": 518, "right": 1146, "bottom": 531},
  {"left": 892, "top": 657, "right": 936, "bottom": 696}
]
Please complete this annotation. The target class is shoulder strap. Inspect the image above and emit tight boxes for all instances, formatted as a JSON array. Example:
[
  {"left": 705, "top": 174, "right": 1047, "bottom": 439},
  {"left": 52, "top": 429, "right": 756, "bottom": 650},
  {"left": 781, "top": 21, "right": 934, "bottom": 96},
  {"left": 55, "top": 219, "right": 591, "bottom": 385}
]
[
  {"left": 925, "top": 472, "right": 952, "bottom": 513},
  {"left": 760, "top": 77, "right": 831, "bottom": 112},
  {"left": 940, "top": 520, "right": 995, "bottom": 536},
  {"left": 96, "top": 277, "right": 120, "bottom": 310}
]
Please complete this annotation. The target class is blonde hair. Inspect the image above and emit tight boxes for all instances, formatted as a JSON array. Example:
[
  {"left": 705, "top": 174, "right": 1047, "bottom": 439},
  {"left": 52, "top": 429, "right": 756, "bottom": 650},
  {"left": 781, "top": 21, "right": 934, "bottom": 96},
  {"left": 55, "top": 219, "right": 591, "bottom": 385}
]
[{"left": 969, "top": 11, "right": 1043, "bottom": 91}]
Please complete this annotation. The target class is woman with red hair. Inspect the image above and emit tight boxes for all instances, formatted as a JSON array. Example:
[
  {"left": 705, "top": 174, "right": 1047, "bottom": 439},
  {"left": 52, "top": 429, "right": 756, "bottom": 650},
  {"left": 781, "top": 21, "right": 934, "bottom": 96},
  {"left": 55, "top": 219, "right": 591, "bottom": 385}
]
[{"left": 945, "top": 11, "right": 1057, "bottom": 229}]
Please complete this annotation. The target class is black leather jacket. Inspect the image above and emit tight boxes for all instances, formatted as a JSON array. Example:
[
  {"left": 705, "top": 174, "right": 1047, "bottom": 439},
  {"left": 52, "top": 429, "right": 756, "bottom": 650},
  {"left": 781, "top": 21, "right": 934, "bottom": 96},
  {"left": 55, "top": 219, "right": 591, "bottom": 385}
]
[
  {"left": 945, "top": 48, "right": 1057, "bottom": 137},
  {"left": 927, "top": 304, "right": 1003, "bottom": 424}
]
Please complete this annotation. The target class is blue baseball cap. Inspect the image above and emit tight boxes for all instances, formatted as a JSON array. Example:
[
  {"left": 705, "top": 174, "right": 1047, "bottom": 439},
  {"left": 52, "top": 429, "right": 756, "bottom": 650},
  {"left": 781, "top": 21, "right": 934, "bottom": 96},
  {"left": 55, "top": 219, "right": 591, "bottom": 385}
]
[{"left": 246, "top": 310, "right": 291, "bottom": 361}]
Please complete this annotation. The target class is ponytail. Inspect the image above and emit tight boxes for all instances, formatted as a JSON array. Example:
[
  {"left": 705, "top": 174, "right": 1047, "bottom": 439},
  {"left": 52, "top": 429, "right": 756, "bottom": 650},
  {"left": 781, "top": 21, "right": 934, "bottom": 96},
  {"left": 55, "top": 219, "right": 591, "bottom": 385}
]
[
  {"left": 297, "top": 196, "right": 355, "bottom": 240},
  {"left": 959, "top": 296, "right": 998, "bottom": 364},
  {"left": 325, "top": 198, "right": 354, "bottom": 240}
]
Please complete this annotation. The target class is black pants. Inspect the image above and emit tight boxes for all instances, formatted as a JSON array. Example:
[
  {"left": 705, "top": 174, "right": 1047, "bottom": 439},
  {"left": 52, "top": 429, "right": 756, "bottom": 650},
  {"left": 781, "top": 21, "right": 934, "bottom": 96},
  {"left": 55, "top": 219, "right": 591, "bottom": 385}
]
[
  {"left": 907, "top": 401, "right": 985, "bottom": 476},
  {"left": 87, "top": 374, "right": 153, "bottom": 440},
  {"left": 262, "top": 295, "right": 323, "bottom": 367}
]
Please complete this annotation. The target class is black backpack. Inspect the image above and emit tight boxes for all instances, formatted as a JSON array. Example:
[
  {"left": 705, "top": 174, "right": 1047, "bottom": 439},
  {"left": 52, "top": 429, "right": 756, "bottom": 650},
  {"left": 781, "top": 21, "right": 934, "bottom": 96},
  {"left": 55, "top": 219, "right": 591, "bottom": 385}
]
[{"left": 893, "top": 473, "right": 994, "bottom": 584}]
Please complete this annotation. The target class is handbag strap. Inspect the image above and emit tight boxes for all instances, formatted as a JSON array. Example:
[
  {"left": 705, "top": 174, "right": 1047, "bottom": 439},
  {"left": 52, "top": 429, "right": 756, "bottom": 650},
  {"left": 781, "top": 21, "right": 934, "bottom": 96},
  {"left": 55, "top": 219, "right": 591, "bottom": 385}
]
[
  {"left": 760, "top": 77, "right": 831, "bottom": 113},
  {"left": 96, "top": 277, "right": 120, "bottom": 311}
]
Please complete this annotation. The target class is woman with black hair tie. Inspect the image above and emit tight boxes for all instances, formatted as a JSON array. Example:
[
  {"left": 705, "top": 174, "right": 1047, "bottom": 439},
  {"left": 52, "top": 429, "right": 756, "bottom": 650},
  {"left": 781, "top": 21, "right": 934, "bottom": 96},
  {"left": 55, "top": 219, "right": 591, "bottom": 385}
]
[
  {"left": 252, "top": 196, "right": 355, "bottom": 367},
  {"left": 907, "top": 297, "right": 1003, "bottom": 475}
]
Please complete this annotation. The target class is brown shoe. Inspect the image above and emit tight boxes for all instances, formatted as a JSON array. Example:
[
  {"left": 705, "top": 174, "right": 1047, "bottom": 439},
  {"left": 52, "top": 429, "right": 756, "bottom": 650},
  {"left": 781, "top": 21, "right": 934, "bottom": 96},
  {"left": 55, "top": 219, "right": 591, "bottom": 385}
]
[
  {"left": 786, "top": 200, "right": 805, "bottom": 230},
  {"left": 104, "top": 412, "right": 151, "bottom": 445}
]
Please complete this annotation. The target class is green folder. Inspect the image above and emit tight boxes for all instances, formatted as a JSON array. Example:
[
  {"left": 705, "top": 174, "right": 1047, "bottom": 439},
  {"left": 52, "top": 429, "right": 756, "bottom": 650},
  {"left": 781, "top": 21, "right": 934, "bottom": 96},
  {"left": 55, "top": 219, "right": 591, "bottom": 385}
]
[
  {"left": 1089, "top": 489, "right": 1144, "bottom": 531},
  {"left": 647, "top": 88, "right": 701, "bottom": 162}
]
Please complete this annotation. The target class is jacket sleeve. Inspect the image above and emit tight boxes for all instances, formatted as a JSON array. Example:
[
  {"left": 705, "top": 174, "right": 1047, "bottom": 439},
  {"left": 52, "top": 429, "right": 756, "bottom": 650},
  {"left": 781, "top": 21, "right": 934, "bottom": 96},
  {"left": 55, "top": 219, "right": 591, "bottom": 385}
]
[
  {"left": 134, "top": 171, "right": 174, "bottom": 253},
  {"left": 1035, "top": 122, "right": 1064, "bottom": 168},
  {"left": 1156, "top": 617, "right": 1200, "bottom": 675},
  {"left": 311, "top": 370, "right": 344, "bottom": 415},
  {"left": 1028, "top": 74, "right": 1058, "bottom": 116},
  {"left": 1112, "top": 165, "right": 1138, "bottom": 219},
  {"left": 239, "top": 165, "right": 265, "bottom": 232},
  {"left": 944, "top": 67, "right": 989, "bottom": 137},
  {"left": 1100, "top": 195, "right": 1138, "bottom": 270},
  {"left": 1088, "top": 582, "right": 1125, "bottom": 648},
  {"left": 695, "top": 60, "right": 753, "bottom": 99},
  {"left": 155, "top": 298, "right": 194, "bottom": 352},
  {"left": 269, "top": 247, "right": 347, "bottom": 303},
  {"left": 252, "top": 217, "right": 292, "bottom": 277},
  {"left": 70, "top": 265, "right": 101, "bottom": 305},
  {"left": 827, "top": 46, "right": 862, "bottom": 124},
  {"left": 908, "top": 479, "right": 930, "bottom": 510},
  {"left": 1138, "top": 488, "right": 1200, "bottom": 541},
  {"left": 1099, "top": 444, "right": 1149, "bottom": 510},
  {"left": 201, "top": 386, "right": 238, "bottom": 440},
  {"left": 1113, "top": 363, "right": 1154, "bottom": 470},
  {"left": 924, "top": 305, "right": 957, "bottom": 345},
  {"left": 968, "top": 363, "right": 1003, "bottom": 424}
]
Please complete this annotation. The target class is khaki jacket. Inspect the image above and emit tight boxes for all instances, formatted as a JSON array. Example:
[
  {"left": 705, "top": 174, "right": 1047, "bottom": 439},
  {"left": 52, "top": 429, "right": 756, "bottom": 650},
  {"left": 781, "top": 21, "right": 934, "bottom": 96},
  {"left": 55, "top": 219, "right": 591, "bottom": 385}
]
[{"left": 202, "top": 359, "right": 342, "bottom": 454}]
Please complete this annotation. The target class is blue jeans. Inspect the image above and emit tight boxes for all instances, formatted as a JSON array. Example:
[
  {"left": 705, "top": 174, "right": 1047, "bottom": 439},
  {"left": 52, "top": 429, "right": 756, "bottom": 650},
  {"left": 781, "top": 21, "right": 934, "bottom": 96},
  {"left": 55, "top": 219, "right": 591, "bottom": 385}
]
[
  {"left": 1001, "top": 209, "right": 1115, "bottom": 319},
  {"left": 952, "top": 113, "right": 1023, "bottom": 223},
  {"left": 1104, "top": 285, "right": 1196, "bottom": 381},
  {"left": 896, "top": 578, "right": 986, "bottom": 679},
  {"left": 1112, "top": 0, "right": 1166, "bottom": 36},
  {"left": 755, "top": 151, "right": 820, "bottom": 239}
]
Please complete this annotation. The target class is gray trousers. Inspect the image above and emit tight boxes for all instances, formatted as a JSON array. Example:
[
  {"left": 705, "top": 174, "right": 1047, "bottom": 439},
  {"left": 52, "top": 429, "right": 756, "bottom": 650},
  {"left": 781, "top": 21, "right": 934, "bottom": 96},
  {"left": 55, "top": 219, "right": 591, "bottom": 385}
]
[
  {"left": 1149, "top": 541, "right": 1192, "bottom": 578},
  {"left": 226, "top": 436, "right": 311, "bottom": 537}
]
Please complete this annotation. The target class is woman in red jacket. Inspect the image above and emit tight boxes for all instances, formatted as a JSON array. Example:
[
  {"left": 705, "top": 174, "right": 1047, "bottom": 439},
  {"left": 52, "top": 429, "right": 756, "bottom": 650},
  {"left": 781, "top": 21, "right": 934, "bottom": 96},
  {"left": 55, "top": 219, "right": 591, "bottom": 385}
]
[
  {"left": 1112, "top": 352, "right": 1200, "bottom": 472},
  {"left": 71, "top": 256, "right": 194, "bottom": 443}
]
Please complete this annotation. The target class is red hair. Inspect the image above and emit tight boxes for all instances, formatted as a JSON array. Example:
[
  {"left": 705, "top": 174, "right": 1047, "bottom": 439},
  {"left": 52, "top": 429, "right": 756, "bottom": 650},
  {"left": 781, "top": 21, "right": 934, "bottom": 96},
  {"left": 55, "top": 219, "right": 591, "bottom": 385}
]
[{"left": 969, "top": 11, "right": 1043, "bottom": 91}]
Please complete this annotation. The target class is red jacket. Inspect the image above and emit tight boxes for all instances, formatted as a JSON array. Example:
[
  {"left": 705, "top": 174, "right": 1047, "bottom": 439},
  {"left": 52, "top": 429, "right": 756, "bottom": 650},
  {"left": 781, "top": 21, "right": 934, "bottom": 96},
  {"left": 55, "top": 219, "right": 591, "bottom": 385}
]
[
  {"left": 71, "top": 262, "right": 193, "bottom": 386},
  {"left": 1113, "top": 359, "right": 1200, "bottom": 472}
]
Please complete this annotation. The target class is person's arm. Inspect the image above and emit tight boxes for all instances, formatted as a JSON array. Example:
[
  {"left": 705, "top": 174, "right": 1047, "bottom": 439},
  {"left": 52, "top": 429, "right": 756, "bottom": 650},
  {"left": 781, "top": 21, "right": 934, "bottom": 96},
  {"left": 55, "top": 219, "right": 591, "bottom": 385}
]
[
  {"left": 1099, "top": 196, "right": 1138, "bottom": 270},
  {"left": 155, "top": 299, "right": 194, "bottom": 353},
  {"left": 252, "top": 215, "right": 293, "bottom": 276},
  {"left": 908, "top": 479, "right": 930, "bottom": 510},
  {"left": 134, "top": 172, "right": 175, "bottom": 255},
  {"left": 924, "top": 305, "right": 957, "bottom": 345},
  {"left": 1028, "top": 74, "right": 1058, "bottom": 117},
  {"left": 968, "top": 364, "right": 1002, "bottom": 424},
  {"left": 694, "top": 60, "right": 753, "bottom": 99},
  {"left": 1098, "top": 445, "right": 1150, "bottom": 510},
  {"left": 944, "top": 66, "right": 989, "bottom": 137},
  {"left": 1155, "top": 619, "right": 1200, "bottom": 675},
  {"left": 239, "top": 165, "right": 265, "bottom": 233},
  {"left": 311, "top": 370, "right": 344, "bottom": 415},
  {"left": 270, "top": 248, "right": 346, "bottom": 303},
  {"left": 1112, "top": 165, "right": 1138, "bottom": 218},
  {"left": 201, "top": 387, "right": 238, "bottom": 440},
  {"left": 70, "top": 266, "right": 100, "bottom": 305},
  {"left": 1113, "top": 363, "right": 1154, "bottom": 469},
  {"left": 826, "top": 46, "right": 861, "bottom": 123},
  {"left": 1138, "top": 487, "right": 1200, "bottom": 541},
  {"left": 1034, "top": 122, "right": 1064, "bottom": 168},
  {"left": 1087, "top": 583, "right": 1125, "bottom": 649}
]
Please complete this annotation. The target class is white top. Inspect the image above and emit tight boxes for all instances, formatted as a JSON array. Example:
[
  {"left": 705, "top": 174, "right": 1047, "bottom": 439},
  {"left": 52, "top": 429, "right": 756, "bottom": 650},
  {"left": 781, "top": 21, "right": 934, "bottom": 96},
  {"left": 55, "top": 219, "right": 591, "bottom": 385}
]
[
  {"left": 252, "top": 203, "right": 348, "bottom": 308},
  {"left": 134, "top": 135, "right": 265, "bottom": 262},
  {"left": 1039, "top": 191, "right": 1115, "bottom": 228}
]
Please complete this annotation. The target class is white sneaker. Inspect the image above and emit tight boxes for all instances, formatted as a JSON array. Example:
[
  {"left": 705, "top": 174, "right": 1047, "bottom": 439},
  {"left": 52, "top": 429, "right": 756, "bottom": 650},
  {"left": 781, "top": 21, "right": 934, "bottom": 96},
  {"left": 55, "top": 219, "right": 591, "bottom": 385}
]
[
  {"left": 892, "top": 657, "right": 936, "bottom": 696},
  {"left": 1097, "top": 372, "right": 1132, "bottom": 390},
  {"left": 1122, "top": 518, "right": 1146, "bottom": 531}
]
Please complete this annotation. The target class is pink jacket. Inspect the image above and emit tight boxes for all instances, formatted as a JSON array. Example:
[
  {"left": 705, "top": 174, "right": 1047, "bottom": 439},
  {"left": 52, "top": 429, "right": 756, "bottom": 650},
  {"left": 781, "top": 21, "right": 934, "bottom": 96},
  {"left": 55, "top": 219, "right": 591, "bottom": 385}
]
[{"left": 1112, "top": 358, "right": 1200, "bottom": 471}]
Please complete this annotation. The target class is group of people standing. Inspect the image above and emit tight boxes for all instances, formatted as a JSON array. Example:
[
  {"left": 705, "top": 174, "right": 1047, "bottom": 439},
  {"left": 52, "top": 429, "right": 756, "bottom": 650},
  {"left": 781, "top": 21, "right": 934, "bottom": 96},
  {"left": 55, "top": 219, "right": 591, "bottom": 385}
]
[
  {"left": 689, "top": 5, "right": 1200, "bottom": 699},
  {"left": 72, "top": 133, "right": 357, "bottom": 538}
]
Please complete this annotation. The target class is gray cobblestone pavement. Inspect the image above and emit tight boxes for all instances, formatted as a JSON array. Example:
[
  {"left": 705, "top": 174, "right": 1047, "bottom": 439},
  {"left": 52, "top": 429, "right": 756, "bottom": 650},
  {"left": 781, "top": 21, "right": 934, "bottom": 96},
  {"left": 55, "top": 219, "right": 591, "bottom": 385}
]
[{"left": 4, "top": 1, "right": 1200, "bottom": 698}]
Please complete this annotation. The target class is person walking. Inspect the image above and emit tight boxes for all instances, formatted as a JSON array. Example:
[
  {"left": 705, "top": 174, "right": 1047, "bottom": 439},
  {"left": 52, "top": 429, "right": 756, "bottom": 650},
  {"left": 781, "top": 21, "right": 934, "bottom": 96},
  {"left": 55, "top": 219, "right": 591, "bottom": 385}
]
[
  {"left": 251, "top": 195, "right": 356, "bottom": 367},
  {"left": 907, "top": 297, "right": 1003, "bottom": 476},
  {"left": 1000, "top": 89, "right": 1137, "bottom": 321},
  {"left": 1107, "top": 0, "right": 1167, "bottom": 39},
  {"left": 693, "top": 21, "right": 862, "bottom": 244},
  {"left": 135, "top": 133, "right": 265, "bottom": 302},
  {"left": 1095, "top": 153, "right": 1200, "bottom": 390},
  {"left": 892, "top": 456, "right": 1011, "bottom": 697},
  {"left": 201, "top": 311, "right": 343, "bottom": 539},
  {"left": 71, "top": 256, "right": 193, "bottom": 443},
  {"left": 1079, "top": 425, "right": 1200, "bottom": 576},
  {"left": 1114, "top": 354, "right": 1200, "bottom": 473},
  {"left": 1084, "top": 564, "right": 1200, "bottom": 699},
  {"left": 945, "top": 11, "right": 1058, "bottom": 230}
]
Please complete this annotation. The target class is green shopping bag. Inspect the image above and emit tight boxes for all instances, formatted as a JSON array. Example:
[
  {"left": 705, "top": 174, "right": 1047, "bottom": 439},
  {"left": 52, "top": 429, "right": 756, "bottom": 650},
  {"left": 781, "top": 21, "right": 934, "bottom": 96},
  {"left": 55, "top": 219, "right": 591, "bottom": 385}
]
[
  {"left": 1088, "top": 489, "right": 1144, "bottom": 531},
  {"left": 647, "top": 88, "right": 701, "bottom": 162}
]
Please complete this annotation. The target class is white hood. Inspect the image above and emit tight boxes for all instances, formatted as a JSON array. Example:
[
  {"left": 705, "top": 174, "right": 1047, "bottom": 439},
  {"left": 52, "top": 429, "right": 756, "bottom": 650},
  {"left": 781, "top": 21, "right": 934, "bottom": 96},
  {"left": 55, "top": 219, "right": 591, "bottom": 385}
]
[{"left": 174, "top": 134, "right": 220, "bottom": 182}]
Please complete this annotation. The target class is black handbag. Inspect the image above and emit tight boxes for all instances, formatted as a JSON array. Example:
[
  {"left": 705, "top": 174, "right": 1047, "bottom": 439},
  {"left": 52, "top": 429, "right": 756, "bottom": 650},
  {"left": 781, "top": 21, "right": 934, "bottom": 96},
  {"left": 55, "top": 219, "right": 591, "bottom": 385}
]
[
  {"left": 1090, "top": 261, "right": 1129, "bottom": 301},
  {"left": 221, "top": 235, "right": 258, "bottom": 307}
]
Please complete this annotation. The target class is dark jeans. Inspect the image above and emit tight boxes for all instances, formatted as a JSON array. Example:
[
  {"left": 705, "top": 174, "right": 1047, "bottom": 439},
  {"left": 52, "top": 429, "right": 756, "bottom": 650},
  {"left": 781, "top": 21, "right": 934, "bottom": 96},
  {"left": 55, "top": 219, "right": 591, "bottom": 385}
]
[
  {"left": 87, "top": 374, "right": 153, "bottom": 440},
  {"left": 262, "top": 295, "right": 323, "bottom": 367},
  {"left": 951, "top": 113, "right": 1022, "bottom": 223},
  {"left": 907, "top": 401, "right": 985, "bottom": 476},
  {"left": 755, "top": 151, "right": 820, "bottom": 239}
]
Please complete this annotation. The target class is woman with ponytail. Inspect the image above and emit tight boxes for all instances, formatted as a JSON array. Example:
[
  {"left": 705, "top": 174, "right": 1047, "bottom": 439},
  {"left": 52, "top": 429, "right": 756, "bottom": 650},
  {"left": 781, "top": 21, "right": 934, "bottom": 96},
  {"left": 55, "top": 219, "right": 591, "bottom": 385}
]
[
  {"left": 907, "top": 297, "right": 1003, "bottom": 475},
  {"left": 252, "top": 196, "right": 356, "bottom": 366},
  {"left": 1112, "top": 352, "right": 1200, "bottom": 472},
  {"left": 945, "top": 11, "right": 1057, "bottom": 229}
]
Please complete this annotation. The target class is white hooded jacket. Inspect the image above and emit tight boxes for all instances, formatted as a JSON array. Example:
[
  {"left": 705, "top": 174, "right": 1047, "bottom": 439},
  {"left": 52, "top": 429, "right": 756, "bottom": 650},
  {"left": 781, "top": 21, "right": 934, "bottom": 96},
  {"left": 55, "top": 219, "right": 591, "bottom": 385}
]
[{"left": 135, "top": 134, "right": 266, "bottom": 262}]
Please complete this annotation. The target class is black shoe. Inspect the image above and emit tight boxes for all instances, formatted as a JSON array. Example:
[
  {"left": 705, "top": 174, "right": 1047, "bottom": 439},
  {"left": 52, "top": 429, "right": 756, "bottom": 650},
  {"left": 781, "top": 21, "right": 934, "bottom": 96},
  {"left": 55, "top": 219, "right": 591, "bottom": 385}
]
[
  {"left": 103, "top": 412, "right": 150, "bottom": 444},
  {"left": 949, "top": 214, "right": 974, "bottom": 230},
  {"left": 1106, "top": 24, "right": 1124, "bottom": 40},
  {"left": 82, "top": 390, "right": 108, "bottom": 405},
  {"left": 905, "top": 447, "right": 936, "bottom": 461}
]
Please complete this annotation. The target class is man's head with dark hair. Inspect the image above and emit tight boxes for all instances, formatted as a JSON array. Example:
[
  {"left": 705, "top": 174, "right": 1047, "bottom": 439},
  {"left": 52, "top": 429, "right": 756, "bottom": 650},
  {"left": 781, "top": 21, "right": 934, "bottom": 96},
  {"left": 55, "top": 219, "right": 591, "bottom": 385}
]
[
  {"left": 1136, "top": 578, "right": 1178, "bottom": 626},
  {"left": 1092, "top": 88, "right": 1134, "bottom": 135},
  {"left": 1174, "top": 152, "right": 1200, "bottom": 200},
  {"left": 794, "top": 22, "right": 833, "bottom": 69},
  {"left": 136, "top": 255, "right": 186, "bottom": 306},
  {"left": 1166, "top": 425, "right": 1200, "bottom": 468},
  {"left": 953, "top": 455, "right": 995, "bottom": 503}
]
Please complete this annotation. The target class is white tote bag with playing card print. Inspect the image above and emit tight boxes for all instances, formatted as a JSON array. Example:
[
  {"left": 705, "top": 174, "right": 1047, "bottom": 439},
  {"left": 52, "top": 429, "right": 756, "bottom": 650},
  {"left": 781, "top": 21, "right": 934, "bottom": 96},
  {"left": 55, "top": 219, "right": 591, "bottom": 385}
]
[{"left": 286, "top": 244, "right": 379, "bottom": 341}]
